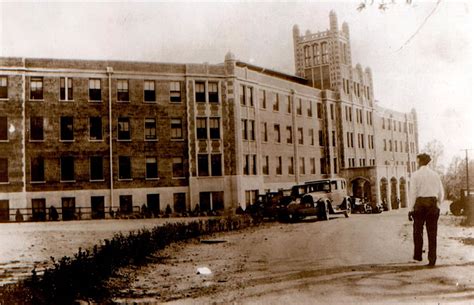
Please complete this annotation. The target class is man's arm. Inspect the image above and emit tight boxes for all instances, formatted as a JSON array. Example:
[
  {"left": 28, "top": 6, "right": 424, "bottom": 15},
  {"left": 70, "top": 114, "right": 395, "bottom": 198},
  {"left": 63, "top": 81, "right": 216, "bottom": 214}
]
[
  {"left": 408, "top": 173, "right": 418, "bottom": 211},
  {"left": 437, "top": 175, "right": 445, "bottom": 205}
]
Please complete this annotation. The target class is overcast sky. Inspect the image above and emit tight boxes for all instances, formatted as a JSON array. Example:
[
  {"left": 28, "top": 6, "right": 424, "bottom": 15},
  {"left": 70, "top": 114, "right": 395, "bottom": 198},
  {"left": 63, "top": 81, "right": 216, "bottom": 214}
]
[{"left": 0, "top": 1, "right": 472, "bottom": 168}]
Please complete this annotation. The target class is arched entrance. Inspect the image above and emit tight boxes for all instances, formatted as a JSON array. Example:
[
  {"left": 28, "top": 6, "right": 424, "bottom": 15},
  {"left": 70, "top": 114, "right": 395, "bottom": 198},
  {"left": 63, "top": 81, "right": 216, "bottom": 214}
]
[
  {"left": 380, "top": 178, "right": 388, "bottom": 207},
  {"left": 391, "top": 177, "right": 398, "bottom": 209},
  {"left": 399, "top": 177, "right": 407, "bottom": 208},
  {"left": 351, "top": 177, "right": 372, "bottom": 202}
]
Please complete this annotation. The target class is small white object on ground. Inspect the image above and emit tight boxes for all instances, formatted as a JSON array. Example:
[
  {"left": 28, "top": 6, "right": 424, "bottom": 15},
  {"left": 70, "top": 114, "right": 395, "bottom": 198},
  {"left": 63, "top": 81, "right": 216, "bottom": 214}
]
[{"left": 196, "top": 267, "right": 212, "bottom": 275}]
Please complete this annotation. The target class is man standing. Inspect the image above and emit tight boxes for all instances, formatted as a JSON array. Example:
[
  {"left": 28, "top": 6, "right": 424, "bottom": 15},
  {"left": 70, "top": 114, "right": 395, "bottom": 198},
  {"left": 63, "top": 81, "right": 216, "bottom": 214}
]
[{"left": 409, "top": 153, "right": 445, "bottom": 266}]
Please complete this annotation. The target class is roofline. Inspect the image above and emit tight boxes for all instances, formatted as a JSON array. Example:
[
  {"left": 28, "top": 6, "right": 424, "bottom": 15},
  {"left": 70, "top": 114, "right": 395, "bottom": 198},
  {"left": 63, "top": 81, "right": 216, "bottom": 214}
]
[{"left": 235, "top": 61, "right": 309, "bottom": 85}]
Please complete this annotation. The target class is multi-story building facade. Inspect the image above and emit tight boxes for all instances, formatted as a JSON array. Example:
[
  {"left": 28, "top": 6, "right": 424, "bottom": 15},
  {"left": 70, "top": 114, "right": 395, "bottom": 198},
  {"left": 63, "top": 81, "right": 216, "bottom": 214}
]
[{"left": 0, "top": 11, "right": 418, "bottom": 221}]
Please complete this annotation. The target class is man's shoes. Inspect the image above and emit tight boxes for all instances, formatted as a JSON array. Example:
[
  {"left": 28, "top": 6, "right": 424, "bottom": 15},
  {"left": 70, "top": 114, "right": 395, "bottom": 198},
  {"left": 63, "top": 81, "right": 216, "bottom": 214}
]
[{"left": 413, "top": 256, "right": 422, "bottom": 262}]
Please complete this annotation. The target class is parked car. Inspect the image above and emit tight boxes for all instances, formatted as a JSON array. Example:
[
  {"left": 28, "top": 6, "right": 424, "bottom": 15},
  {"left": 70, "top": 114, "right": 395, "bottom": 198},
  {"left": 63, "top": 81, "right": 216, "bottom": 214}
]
[
  {"left": 371, "top": 202, "right": 384, "bottom": 214},
  {"left": 351, "top": 197, "right": 372, "bottom": 214},
  {"left": 450, "top": 189, "right": 474, "bottom": 216},
  {"left": 248, "top": 189, "right": 292, "bottom": 221},
  {"left": 279, "top": 178, "right": 351, "bottom": 221}
]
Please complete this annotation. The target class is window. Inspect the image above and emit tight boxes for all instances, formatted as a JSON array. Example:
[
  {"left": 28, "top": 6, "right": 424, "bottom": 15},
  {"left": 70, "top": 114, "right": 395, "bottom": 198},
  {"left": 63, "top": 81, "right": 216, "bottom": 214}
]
[
  {"left": 276, "top": 156, "right": 282, "bottom": 175},
  {"left": 313, "top": 44, "right": 320, "bottom": 64},
  {"left": 300, "top": 157, "right": 305, "bottom": 175},
  {"left": 172, "top": 157, "right": 184, "bottom": 178},
  {"left": 320, "top": 158, "right": 327, "bottom": 174},
  {"left": 119, "top": 195, "right": 133, "bottom": 215},
  {"left": 273, "top": 93, "right": 279, "bottom": 111},
  {"left": 60, "top": 156, "right": 74, "bottom": 182},
  {"left": 296, "top": 99, "right": 302, "bottom": 115},
  {"left": 0, "top": 158, "right": 7, "bottom": 183},
  {"left": 252, "top": 155, "right": 257, "bottom": 175},
  {"left": 30, "top": 77, "right": 43, "bottom": 100},
  {"left": 304, "top": 45, "right": 311, "bottom": 66},
  {"left": 146, "top": 157, "right": 158, "bottom": 179},
  {"left": 309, "top": 129, "right": 314, "bottom": 146},
  {"left": 60, "top": 116, "right": 74, "bottom": 141},
  {"left": 321, "top": 42, "right": 328, "bottom": 63},
  {"left": 89, "top": 79, "right": 101, "bottom": 101},
  {"left": 198, "top": 154, "right": 209, "bottom": 177},
  {"left": 117, "top": 80, "right": 129, "bottom": 102},
  {"left": 173, "top": 193, "right": 186, "bottom": 213},
  {"left": 118, "top": 156, "right": 131, "bottom": 180},
  {"left": 262, "top": 122, "right": 268, "bottom": 142},
  {"left": 262, "top": 156, "right": 269, "bottom": 175},
  {"left": 389, "top": 140, "right": 392, "bottom": 151},
  {"left": 0, "top": 117, "right": 7, "bottom": 141},
  {"left": 89, "top": 117, "right": 102, "bottom": 141},
  {"left": 170, "top": 81, "right": 181, "bottom": 103},
  {"left": 209, "top": 118, "right": 220, "bottom": 139},
  {"left": 286, "top": 126, "right": 292, "bottom": 144},
  {"left": 209, "top": 82, "right": 219, "bottom": 103},
  {"left": 247, "top": 87, "right": 254, "bottom": 106},
  {"left": 317, "top": 102, "right": 323, "bottom": 119},
  {"left": 118, "top": 117, "right": 131, "bottom": 140},
  {"left": 0, "top": 76, "right": 7, "bottom": 99},
  {"left": 245, "top": 190, "right": 259, "bottom": 206},
  {"left": 307, "top": 101, "right": 313, "bottom": 117},
  {"left": 62, "top": 197, "right": 76, "bottom": 221},
  {"left": 332, "top": 130, "right": 336, "bottom": 147},
  {"left": 32, "top": 198, "right": 46, "bottom": 221},
  {"left": 241, "top": 119, "right": 248, "bottom": 140},
  {"left": 310, "top": 158, "right": 316, "bottom": 174},
  {"left": 259, "top": 89, "right": 266, "bottom": 109},
  {"left": 144, "top": 118, "right": 157, "bottom": 140},
  {"left": 144, "top": 80, "right": 156, "bottom": 102},
  {"left": 298, "top": 127, "right": 304, "bottom": 145},
  {"left": 195, "top": 81, "right": 206, "bottom": 103},
  {"left": 240, "top": 85, "right": 246, "bottom": 106},
  {"left": 211, "top": 154, "right": 222, "bottom": 176},
  {"left": 274, "top": 124, "right": 281, "bottom": 143},
  {"left": 171, "top": 119, "right": 183, "bottom": 139},
  {"left": 249, "top": 120, "right": 255, "bottom": 141},
  {"left": 333, "top": 157, "right": 338, "bottom": 174},
  {"left": 330, "top": 104, "right": 334, "bottom": 120},
  {"left": 90, "top": 156, "right": 103, "bottom": 181},
  {"left": 196, "top": 118, "right": 207, "bottom": 140},
  {"left": 243, "top": 155, "right": 249, "bottom": 175},
  {"left": 91, "top": 196, "right": 105, "bottom": 219},
  {"left": 318, "top": 130, "right": 324, "bottom": 146},
  {"left": 31, "top": 157, "right": 45, "bottom": 182},
  {"left": 286, "top": 96, "right": 292, "bottom": 113},
  {"left": 288, "top": 157, "right": 294, "bottom": 175},
  {"left": 60, "top": 77, "right": 73, "bottom": 101}
]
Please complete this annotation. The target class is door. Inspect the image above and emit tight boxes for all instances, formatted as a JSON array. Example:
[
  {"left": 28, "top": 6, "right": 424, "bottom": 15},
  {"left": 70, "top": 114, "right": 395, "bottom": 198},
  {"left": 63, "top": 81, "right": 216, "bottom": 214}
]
[{"left": 91, "top": 196, "right": 105, "bottom": 219}]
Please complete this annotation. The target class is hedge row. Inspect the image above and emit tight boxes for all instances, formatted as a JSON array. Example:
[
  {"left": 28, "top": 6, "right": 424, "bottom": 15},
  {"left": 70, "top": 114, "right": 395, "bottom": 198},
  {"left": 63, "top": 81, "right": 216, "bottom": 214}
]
[{"left": 0, "top": 215, "right": 255, "bottom": 305}]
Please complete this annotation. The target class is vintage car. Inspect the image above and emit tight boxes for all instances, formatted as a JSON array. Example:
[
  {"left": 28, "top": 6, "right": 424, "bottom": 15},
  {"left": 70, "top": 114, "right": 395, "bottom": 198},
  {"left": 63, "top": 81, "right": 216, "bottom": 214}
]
[
  {"left": 351, "top": 197, "right": 372, "bottom": 214},
  {"left": 248, "top": 189, "right": 292, "bottom": 221},
  {"left": 279, "top": 178, "right": 351, "bottom": 221}
]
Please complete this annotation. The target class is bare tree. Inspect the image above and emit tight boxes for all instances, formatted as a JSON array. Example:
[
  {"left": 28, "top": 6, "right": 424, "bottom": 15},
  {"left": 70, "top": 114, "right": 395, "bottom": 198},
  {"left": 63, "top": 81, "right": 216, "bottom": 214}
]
[{"left": 422, "top": 139, "right": 444, "bottom": 174}]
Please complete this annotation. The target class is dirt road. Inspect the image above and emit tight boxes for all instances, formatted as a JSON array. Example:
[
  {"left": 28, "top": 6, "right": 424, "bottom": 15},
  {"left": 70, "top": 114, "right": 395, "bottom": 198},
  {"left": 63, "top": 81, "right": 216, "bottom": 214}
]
[{"left": 109, "top": 210, "right": 474, "bottom": 305}]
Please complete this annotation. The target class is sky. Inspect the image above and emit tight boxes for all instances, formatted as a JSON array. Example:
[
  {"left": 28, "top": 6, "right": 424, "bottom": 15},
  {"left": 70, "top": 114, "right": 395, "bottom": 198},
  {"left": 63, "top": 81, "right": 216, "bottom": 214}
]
[{"left": 0, "top": 0, "right": 472, "bottom": 168}]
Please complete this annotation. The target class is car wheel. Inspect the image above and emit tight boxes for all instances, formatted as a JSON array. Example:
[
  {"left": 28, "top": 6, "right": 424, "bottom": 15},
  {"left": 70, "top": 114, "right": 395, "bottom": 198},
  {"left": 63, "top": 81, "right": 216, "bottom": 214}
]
[{"left": 319, "top": 201, "right": 329, "bottom": 221}]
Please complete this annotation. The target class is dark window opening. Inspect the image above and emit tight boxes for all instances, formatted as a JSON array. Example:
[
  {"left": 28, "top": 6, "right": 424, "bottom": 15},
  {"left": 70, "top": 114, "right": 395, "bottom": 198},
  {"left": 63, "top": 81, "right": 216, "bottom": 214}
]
[
  {"left": 0, "top": 117, "right": 7, "bottom": 141},
  {"left": 170, "top": 81, "right": 181, "bottom": 102},
  {"left": 171, "top": 119, "right": 183, "bottom": 139},
  {"left": 208, "top": 82, "right": 218, "bottom": 103},
  {"left": 119, "top": 156, "right": 131, "bottom": 180},
  {"left": 147, "top": 194, "right": 160, "bottom": 217},
  {"left": 196, "top": 118, "right": 207, "bottom": 139},
  {"left": 119, "top": 195, "right": 133, "bottom": 215},
  {"left": 209, "top": 118, "right": 220, "bottom": 139},
  {"left": 173, "top": 193, "right": 186, "bottom": 213},
  {"left": 30, "top": 77, "right": 43, "bottom": 100},
  {"left": 60, "top": 116, "right": 74, "bottom": 141},
  {"left": 172, "top": 157, "right": 184, "bottom": 178},
  {"left": 32, "top": 198, "right": 46, "bottom": 221},
  {"left": 31, "top": 157, "right": 45, "bottom": 182},
  {"left": 90, "top": 156, "right": 103, "bottom": 181},
  {"left": 60, "top": 77, "right": 73, "bottom": 100},
  {"left": 145, "top": 118, "right": 157, "bottom": 140},
  {"left": 198, "top": 154, "right": 209, "bottom": 176},
  {"left": 144, "top": 80, "right": 156, "bottom": 102},
  {"left": 89, "top": 79, "right": 101, "bottom": 101},
  {"left": 146, "top": 157, "right": 158, "bottom": 179},
  {"left": 89, "top": 117, "right": 102, "bottom": 140},
  {"left": 117, "top": 80, "right": 129, "bottom": 101},
  {"left": 195, "top": 82, "right": 206, "bottom": 103},
  {"left": 211, "top": 154, "right": 222, "bottom": 176},
  {"left": 0, "top": 158, "right": 8, "bottom": 183},
  {"left": 60, "top": 156, "right": 75, "bottom": 181},
  {"left": 61, "top": 197, "right": 76, "bottom": 221},
  {"left": 91, "top": 196, "right": 105, "bottom": 219},
  {"left": 0, "top": 76, "right": 7, "bottom": 99},
  {"left": 118, "top": 117, "right": 131, "bottom": 140}
]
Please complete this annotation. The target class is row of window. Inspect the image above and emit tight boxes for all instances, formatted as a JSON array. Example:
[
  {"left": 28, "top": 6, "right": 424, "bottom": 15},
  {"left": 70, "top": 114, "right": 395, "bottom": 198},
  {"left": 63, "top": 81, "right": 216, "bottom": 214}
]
[
  {"left": 260, "top": 123, "right": 328, "bottom": 147},
  {"left": 11, "top": 116, "right": 185, "bottom": 142},
  {"left": 260, "top": 156, "right": 324, "bottom": 176},
  {"left": 22, "top": 156, "right": 187, "bottom": 183},
  {"left": 303, "top": 42, "right": 329, "bottom": 66},
  {"left": 345, "top": 132, "right": 374, "bottom": 149},
  {"left": 382, "top": 118, "right": 415, "bottom": 134},
  {"left": 342, "top": 78, "right": 370, "bottom": 100},
  {"left": 347, "top": 158, "right": 376, "bottom": 168},
  {"left": 383, "top": 139, "right": 416, "bottom": 153},
  {"left": 0, "top": 76, "right": 183, "bottom": 103},
  {"left": 343, "top": 106, "right": 373, "bottom": 125}
]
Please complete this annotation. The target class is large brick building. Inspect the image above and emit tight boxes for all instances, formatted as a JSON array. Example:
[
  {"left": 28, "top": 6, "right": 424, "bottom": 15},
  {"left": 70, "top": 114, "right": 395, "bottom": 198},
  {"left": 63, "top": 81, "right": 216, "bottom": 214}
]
[{"left": 0, "top": 11, "right": 418, "bottom": 221}]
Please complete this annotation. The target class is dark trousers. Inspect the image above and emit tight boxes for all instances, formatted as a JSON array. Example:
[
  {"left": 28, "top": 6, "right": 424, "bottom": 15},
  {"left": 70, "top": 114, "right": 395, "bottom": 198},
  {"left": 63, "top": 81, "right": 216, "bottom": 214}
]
[{"left": 413, "top": 197, "right": 440, "bottom": 264}]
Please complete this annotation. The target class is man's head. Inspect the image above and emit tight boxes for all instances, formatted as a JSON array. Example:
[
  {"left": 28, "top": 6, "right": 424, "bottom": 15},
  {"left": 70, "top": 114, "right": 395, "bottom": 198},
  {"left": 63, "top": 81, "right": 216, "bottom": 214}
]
[{"left": 417, "top": 153, "right": 431, "bottom": 167}]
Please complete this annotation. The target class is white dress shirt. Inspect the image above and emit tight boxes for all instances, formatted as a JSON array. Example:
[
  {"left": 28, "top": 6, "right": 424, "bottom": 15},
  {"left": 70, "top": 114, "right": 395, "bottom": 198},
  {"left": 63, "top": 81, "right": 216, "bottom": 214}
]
[{"left": 409, "top": 165, "right": 445, "bottom": 211}]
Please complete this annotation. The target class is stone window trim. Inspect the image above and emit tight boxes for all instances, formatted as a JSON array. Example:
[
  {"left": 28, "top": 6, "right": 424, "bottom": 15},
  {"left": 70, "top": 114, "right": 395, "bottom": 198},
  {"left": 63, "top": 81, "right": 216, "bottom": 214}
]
[
  {"left": 30, "top": 77, "right": 44, "bottom": 101},
  {"left": 143, "top": 80, "right": 156, "bottom": 103},
  {"left": 117, "top": 79, "right": 130, "bottom": 102},
  {"left": 59, "top": 77, "right": 74, "bottom": 101},
  {"left": 88, "top": 78, "right": 102, "bottom": 102}
]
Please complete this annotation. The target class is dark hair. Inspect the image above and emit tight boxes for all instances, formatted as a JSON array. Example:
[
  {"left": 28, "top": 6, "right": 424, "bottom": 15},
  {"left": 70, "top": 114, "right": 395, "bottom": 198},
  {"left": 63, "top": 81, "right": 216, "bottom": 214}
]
[{"left": 417, "top": 153, "right": 431, "bottom": 166}]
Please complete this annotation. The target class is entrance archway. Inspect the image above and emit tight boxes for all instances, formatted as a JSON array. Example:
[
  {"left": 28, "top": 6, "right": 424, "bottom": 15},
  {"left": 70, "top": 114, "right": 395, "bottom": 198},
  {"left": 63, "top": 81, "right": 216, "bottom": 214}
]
[
  {"left": 351, "top": 177, "right": 372, "bottom": 202},
  {"left": 399, "top": 177, "right": 407, "bottom": 208},
  {"left": 391, "top": 177, "right": 398, "bottom": 209}
]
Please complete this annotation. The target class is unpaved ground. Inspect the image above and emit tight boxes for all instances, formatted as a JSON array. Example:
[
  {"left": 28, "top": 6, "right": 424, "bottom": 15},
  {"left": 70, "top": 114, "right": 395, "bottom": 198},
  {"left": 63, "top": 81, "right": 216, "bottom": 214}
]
[
  {"left": 108, "top": 209, "right": 474, "bottom": 305},
  {"left": 0, "top": 217, "right": 206, "bottom": 285}
]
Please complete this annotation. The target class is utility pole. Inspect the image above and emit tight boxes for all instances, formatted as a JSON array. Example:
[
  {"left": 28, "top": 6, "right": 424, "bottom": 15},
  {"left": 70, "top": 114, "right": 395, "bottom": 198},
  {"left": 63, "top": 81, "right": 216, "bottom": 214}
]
[{"left": 462, "top": 149, "right": 472, "bottom": 224}]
